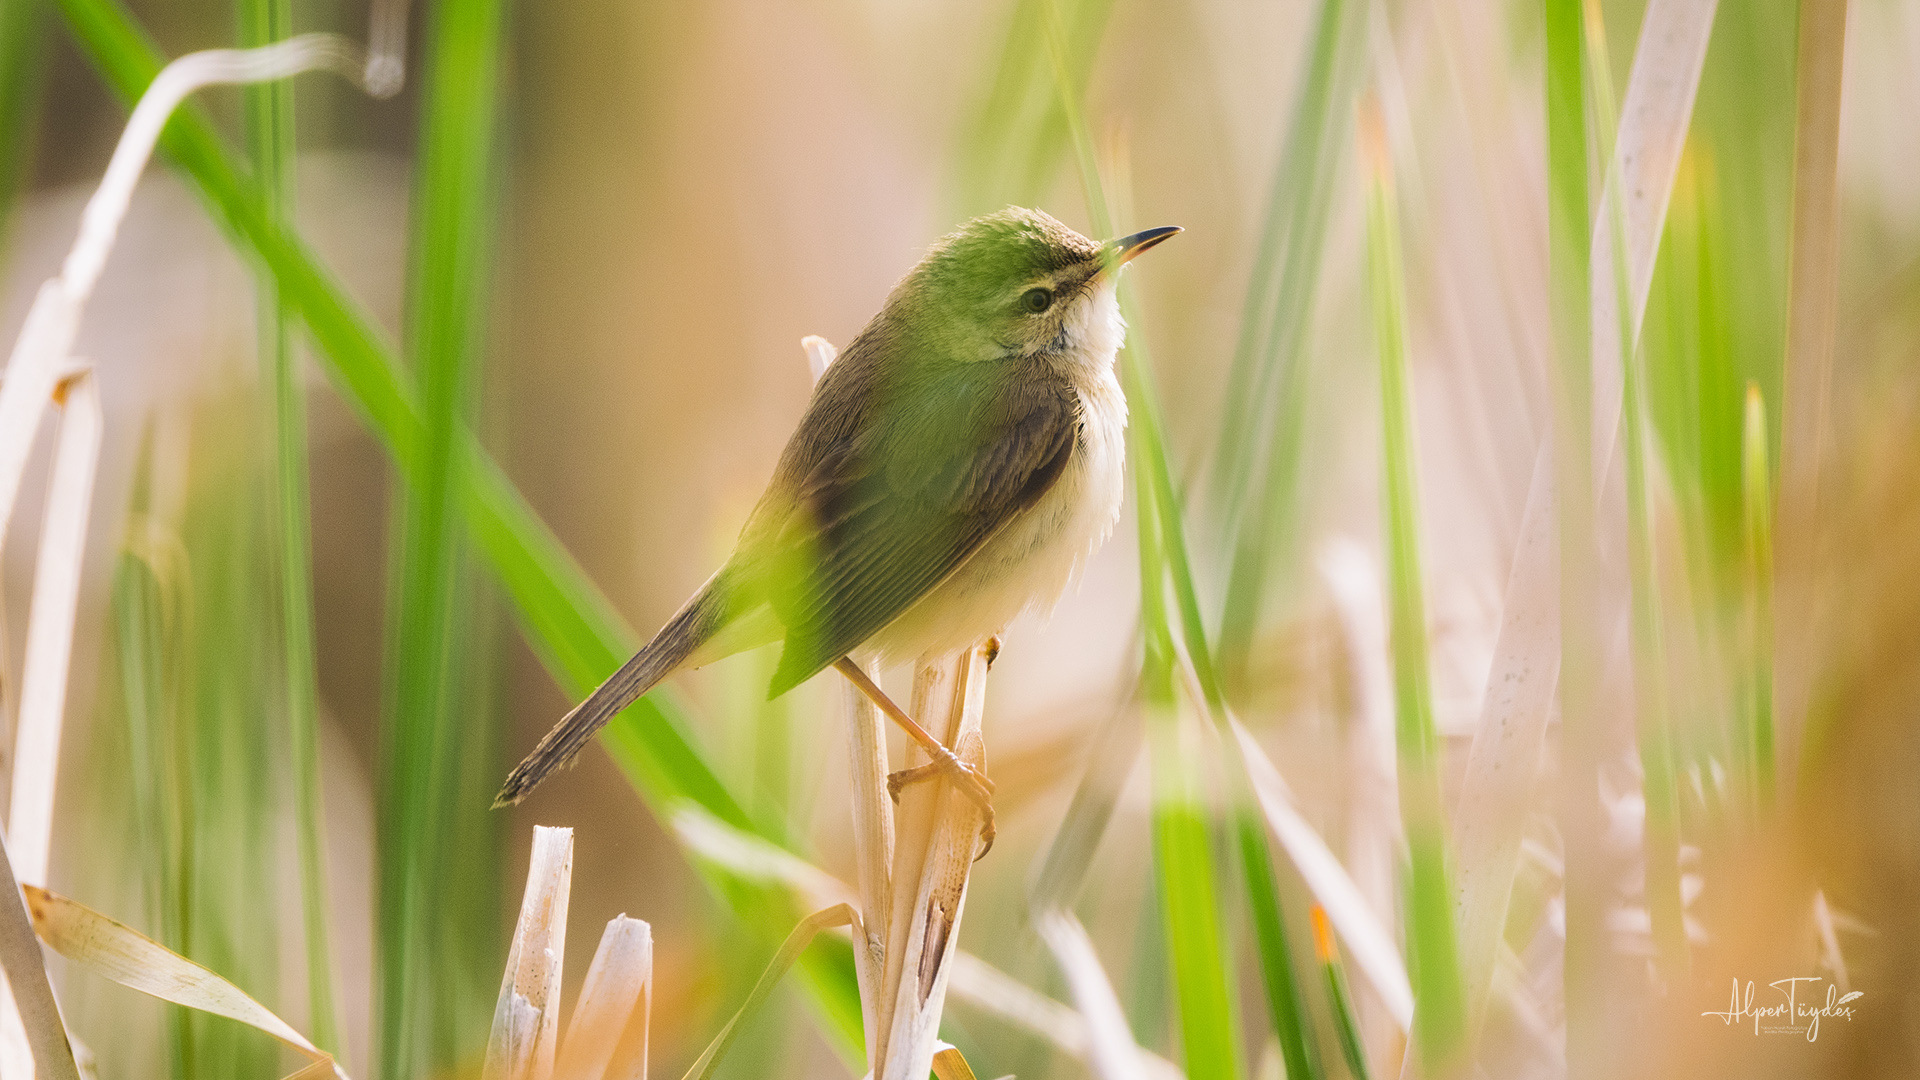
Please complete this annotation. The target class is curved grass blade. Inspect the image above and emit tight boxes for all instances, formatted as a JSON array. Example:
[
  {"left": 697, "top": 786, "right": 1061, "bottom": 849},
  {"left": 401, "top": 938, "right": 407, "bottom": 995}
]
[
  {"left": 377, "top": 0, "right": 508, "bottom": 1072},
  {"left": 1043, "top": 8, "right": 1318, "bottom": 1075},
  {"left": 1362, "top": 98, "right": 1466, "bottom": 1075},
  {"left": 236, "top": 0, "right": 343, "bottom": 1055},
  {"left": 1586, "top": 0, "right": 1687, "bottom": 981},
  {"left": 679, "top": 906, "right": 857, "bottom": 1080},
  {"left": 1310, "top": 907, "right": 1371, "bottom": 1080},
  {"left": 1214, "top": 0, "right": 1369, "bottom": 688},
  {"left": 1036, "top": 908, "right": 1151, "bottom": 1080}
]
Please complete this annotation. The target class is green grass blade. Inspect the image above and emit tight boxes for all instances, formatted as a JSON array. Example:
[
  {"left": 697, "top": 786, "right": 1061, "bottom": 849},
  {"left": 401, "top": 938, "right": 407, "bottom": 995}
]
[
  {"left": 950, "top": 0, "right": 1118, "bottom": 217},
  {"left": 1207, "top": 0, "right": 1358, "bottom": 518},
  {"left": 1145, "top": 699, "right": 1242, "bottom": 1080},
  {"left": 1310, "top": 906, "right": 1371, "bottom": 1080},
  {"left": 1543, "top": 0, "right": 1609, "bottom": 1072},
  {"left": 1040, "top": 15, "right": 1237, "bottom": 1074},
  {"left": 237, "top": 0, "right": 343, "bottom": 1056},
  {"left": 1362, "top": 105, "right": 1466, "bottom": 1074},
  {"left": 1212, "top": 0, "right": 1368, "bottom": 690},
  {"left": 47, "top": 0, "right": 757, "bottom": 842},
  {"left": 175, "top": 410, "right": 286, "bottom": 1079},
  {"left": 1043, "top": 8, "right": 1323, "bottom": 1074},
  {"left": 377, "top": 0, "right": 506, "bottom": 1072},
  {"left": 1585, "top": 0, "right": 1688, "bottom": 981},
  {"left": 110, "top": 524, "right": 195, "bottom": 1079},
  {"left": 0, "top": 0, "right": 46, "bottom": 245}
]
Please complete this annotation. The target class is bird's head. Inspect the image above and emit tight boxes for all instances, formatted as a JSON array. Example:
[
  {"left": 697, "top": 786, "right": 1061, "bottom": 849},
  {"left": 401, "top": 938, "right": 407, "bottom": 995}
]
[{"left": 885, "top": 207, "right": 1179, "bottom": 372}]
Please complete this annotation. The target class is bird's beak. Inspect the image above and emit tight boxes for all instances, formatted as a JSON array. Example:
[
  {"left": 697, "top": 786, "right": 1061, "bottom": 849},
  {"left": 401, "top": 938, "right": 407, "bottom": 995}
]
[{"left": 1101, "top": 226, "right": 1182, "bottom": 274}]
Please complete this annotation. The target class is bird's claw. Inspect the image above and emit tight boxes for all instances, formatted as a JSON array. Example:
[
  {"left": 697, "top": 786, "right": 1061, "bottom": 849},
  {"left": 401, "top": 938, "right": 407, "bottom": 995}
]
[{"left": 886, "top": 746, "right": 997, "bottom": 861}]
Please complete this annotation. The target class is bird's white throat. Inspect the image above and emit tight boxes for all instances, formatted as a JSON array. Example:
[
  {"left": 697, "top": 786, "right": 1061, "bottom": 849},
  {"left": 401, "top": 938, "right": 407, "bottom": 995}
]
[{"left": 873, "top": 279, "right": 1131, "bottom": 664}]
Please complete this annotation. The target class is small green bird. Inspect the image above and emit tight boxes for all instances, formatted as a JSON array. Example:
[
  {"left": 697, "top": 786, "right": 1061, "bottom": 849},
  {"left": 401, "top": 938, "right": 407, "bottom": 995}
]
[{"left": 496, "top": 207, "right": 1178, "bottom": 815}]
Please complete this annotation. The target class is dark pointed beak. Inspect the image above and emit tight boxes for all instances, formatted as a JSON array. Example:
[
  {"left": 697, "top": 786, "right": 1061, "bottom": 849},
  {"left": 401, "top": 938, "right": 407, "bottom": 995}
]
[{"left": 1103, "top": 225, "right": 1182, "bottom": 271}]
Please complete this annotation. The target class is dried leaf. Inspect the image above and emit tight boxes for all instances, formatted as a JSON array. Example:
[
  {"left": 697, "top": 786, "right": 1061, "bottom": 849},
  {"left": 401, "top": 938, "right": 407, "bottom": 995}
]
[{"left": 22, "top": 885, "right": 338, "bottom": 1080}]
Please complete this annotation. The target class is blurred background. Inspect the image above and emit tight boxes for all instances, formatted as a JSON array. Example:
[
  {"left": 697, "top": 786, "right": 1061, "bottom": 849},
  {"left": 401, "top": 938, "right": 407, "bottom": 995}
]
[{"left": 2, "top": 0, "right": 1918, "bottom": 1077}]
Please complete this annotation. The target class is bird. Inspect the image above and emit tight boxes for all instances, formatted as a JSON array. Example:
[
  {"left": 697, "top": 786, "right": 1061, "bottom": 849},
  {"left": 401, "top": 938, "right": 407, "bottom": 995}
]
[{"left": 494, "top": 207, "right": 1179, "bottom": 828}]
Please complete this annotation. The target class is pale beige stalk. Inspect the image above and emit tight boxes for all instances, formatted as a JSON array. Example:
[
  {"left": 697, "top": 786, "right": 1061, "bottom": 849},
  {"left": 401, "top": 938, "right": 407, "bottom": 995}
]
[
  {"left": 8, "top": 371, "right": 101, "bottom": 891},
  {"left": 485, "top": 826, "right": 574, "bottom": 1080},
  {"left": 1775, "top": 0, "right": 1851, "bottom": 771},
  {"left": 842, "top": 661, "right": 894, "bottom": 1063},
  {"left": 875, "top": 646, "right": 990, "bottom": 1079},
  {"left": 1036, "top": 908, "right": 1150, "bottom": 1080},
  {"left": 554, "top": 916, "right": 652, "bottom": 1080}
]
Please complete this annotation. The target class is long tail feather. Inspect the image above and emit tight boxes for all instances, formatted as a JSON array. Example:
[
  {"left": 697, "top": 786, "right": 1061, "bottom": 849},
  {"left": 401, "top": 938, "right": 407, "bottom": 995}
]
[{"left": 494, "top": 575, "right": 732, "bottom": 806}]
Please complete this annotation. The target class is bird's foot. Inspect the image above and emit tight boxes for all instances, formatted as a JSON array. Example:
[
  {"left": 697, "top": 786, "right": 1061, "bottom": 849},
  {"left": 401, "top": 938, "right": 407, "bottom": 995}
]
[
  {"left": 888, "top": 747, "right": 996, "bottom": 860},
  {"left": 833, "top": 654, "right": 996, "bottom": 859}
]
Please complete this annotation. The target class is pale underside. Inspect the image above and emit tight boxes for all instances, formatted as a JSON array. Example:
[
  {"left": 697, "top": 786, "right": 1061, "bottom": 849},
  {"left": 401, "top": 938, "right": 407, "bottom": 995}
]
[{"left": 694, "top": 284, "right": 1130, "bottom": 678}]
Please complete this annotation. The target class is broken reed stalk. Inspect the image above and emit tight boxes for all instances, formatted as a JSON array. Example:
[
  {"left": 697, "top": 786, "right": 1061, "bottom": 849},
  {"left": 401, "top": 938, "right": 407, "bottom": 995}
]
[
  {"left": 841, "top": 658, "right": 894, "bottom": 1067},
  {"left": 0, "top": 838, "right": 79, "bottom": 1080},
  {"left": 0, "top": 369, "right": 100, "bottom": 1080},
  {"left": 555, "top": 916, "right": 652, "bottom": 1080},
  {"left": 7, "top": 369, "right": 101, "bottom": 891},
  {"left": 870, "top": 644, "right": 992, "bottom": 1079},
  {"left": 485, "top": 826, "right": 574, "bottom": 1080}
]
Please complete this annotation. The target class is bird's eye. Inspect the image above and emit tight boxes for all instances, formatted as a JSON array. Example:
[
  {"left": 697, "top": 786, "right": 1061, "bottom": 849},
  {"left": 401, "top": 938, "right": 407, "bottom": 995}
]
[{"left": 1020, "top": 287, "right": 1054, "bottom": 314}]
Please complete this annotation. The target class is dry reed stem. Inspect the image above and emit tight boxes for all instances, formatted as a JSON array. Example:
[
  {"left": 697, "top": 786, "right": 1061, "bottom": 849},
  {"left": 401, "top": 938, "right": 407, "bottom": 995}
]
[
  {"left": 1036, "top": 908, "right": 1150, "bottom": 1080},
  {"left": 841, "top": 658, "right": 894, "bottom": 1064},
  {"left": 0, "top": 368, "right": 99, "bottom": 1080},
  {"left": 946, "top": 953, "right": 1184, "bottom": 1080},
  {"left": 8, "top": 370, "right": 101, "bottom": 890},
  {"left": 486, "top": 826, "right": 574, "bottom": 1080},
  {"left": 874, "top": 645, "right": 990, "bottom": 1079},
  {"left": 1587, "top": 0, "right": 1720, "bottom": 475},
  {"left": 1447, "top": 445, "right": 1559, "bottom": 1033},
  {"left": 1775, "top": 0, "right": 1850, "bottom": 768},
  {"left": 554, "top": 915, "right": 652, "bottom": 1080},
  {"left": 0, "top": 850, "right": 78, "bottom": 1080}
]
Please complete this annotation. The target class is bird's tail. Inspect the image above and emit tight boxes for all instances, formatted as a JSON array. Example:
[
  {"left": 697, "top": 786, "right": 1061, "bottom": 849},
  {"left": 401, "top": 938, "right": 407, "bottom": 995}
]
[{"left": 494, "top": 572, "right": 734, "bottom": 807}]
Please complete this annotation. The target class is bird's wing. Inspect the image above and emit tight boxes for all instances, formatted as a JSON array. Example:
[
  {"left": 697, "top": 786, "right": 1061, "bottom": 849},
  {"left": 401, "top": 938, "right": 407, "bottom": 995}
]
[{"left": 761, "top": 369, "right": 1080, "bottom": 695}]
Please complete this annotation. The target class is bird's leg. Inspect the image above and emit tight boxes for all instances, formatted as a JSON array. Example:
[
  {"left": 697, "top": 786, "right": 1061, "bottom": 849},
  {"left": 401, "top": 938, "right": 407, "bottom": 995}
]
[{"left": 831, "top": 656, "right": 995, "bottom": 832}]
